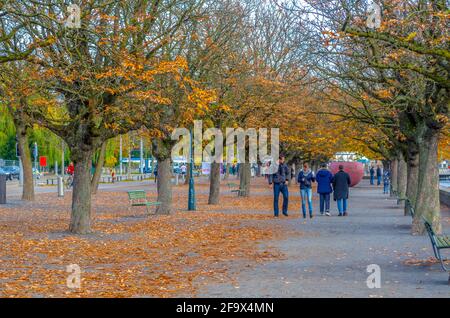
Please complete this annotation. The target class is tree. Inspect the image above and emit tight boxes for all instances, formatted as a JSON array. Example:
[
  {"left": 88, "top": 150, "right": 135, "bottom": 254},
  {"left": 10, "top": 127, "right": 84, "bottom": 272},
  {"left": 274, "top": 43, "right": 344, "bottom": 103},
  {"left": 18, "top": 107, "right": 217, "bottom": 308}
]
[
  {"left": 281, "top": 0, "right": 449, "bottom": 234},
  {"left": 6, "top": 0, "right": 207, "bottom": 233}
]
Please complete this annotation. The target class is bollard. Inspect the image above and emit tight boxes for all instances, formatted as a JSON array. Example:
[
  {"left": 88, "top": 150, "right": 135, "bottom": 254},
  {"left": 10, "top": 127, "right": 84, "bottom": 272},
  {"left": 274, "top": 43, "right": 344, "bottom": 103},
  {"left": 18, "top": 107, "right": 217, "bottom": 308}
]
[
  {"left": 0, "top": 174, "right": 6, "bottom": 204},
  {"left": 57, "top": 176, "right": 64, "bottom": 197}
]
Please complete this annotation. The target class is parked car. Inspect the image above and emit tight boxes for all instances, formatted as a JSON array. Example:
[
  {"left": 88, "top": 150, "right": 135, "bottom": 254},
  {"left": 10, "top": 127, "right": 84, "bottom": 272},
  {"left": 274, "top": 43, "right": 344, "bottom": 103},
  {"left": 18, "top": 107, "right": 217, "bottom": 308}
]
[
  {"left": 2, "top": 166, "right": 20, "bottom": 180},
  {"left": 0, "top": 167, "right": 12, "bottom": 180}
]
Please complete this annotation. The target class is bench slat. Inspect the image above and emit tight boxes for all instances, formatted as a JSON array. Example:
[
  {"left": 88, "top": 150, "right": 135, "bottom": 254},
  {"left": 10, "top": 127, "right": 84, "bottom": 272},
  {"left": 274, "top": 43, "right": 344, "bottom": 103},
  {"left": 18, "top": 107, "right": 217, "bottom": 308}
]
[
  {"left": 435, "top": 235, "right": 450, "bottom": 248},
  {"left": 128, "top": 190, "right": 147, "bottom": 200}
]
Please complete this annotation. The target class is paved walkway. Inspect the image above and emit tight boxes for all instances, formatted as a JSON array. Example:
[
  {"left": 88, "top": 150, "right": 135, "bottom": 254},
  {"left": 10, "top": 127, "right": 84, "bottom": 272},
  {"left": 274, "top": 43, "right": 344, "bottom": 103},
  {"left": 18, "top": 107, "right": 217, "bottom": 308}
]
[
  {"left": 198, "top": 180, "right": 450, "bottom": 297},
  {"left": 4, "top": 177, "right": 449, "bottom": 297}
]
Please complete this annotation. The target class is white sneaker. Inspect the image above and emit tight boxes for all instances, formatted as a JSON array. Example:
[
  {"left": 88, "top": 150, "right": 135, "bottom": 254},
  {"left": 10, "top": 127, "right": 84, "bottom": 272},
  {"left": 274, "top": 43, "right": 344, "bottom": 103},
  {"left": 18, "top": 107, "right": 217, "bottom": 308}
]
[{"left": 325, "top": 212, "right": 331, "bottom": 216}]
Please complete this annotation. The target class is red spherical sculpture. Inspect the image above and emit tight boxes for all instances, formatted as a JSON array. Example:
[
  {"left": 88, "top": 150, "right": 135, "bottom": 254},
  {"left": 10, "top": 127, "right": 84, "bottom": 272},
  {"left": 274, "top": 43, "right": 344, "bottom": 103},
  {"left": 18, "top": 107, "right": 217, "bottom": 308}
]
[{"left": 329, "top": 162, "right": 364, "bottom": 187}]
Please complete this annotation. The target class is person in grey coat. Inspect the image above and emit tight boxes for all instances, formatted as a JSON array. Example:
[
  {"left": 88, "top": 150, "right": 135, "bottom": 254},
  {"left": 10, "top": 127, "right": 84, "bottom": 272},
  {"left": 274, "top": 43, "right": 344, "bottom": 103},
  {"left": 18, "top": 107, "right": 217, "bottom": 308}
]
[{"left": 332, "top": 165, "right": 351, "bottom": 216}]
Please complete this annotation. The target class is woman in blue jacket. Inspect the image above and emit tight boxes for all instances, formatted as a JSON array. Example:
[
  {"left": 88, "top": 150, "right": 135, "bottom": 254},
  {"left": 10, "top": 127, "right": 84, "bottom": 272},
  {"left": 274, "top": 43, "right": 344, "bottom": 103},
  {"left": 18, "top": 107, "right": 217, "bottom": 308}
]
[{"left": 315, "top": 163, "right": 333, "bottom": 216}]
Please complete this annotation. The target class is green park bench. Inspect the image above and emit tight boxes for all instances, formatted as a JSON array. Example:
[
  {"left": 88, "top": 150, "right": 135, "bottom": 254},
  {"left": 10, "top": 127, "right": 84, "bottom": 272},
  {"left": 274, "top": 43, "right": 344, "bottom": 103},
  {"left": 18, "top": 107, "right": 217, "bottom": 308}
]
[
  {"left": 397, "top": 197, "right": 415, "bottom": 218},
  {"left": 227, "top": 182, "right": 246, "bottom": 196},
  {"left": 405, "top": 198, "right": 415, "bottom": 218},
  {"left": 127, "top": 190, "right": 161, "bottom": 215},
  {"left": 422, "top": 217, "right": 450, "bottom": 282}
]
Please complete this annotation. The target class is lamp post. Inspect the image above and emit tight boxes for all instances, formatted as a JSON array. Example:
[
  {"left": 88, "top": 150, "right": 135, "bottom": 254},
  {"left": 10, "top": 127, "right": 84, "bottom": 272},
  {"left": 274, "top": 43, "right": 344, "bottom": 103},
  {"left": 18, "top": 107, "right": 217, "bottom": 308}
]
[{"left": 188, "top": 128, "right": 196, "bottom": 211}]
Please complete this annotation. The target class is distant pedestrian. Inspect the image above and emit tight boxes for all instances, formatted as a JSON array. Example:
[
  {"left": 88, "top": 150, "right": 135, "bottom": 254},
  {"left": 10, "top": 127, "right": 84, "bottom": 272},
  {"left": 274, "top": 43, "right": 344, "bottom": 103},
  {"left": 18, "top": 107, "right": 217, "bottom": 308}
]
[
  {"left": 153, "top": 165, "right": 158, "bottom": 183},
  {"left": 297, "top": 163, "right": 315, "bottom": 219},
  {"left": 376, "top": 165, "right": 382, "bottom": 186},
  {"left": 315, "top": 163, "right": 333, "bottom": 216},
  {"left": 268, "top": 155, "right": 289, "bottom": 217},
  {"left": 369, "top": 166, "right": 375, "bottom": 185},
  {"left": 66, "top": 161, "right": 75, "bottom": 176},
  {"left": 264, "top": 161, "right": 271, "bottom": 179},
  {"left": 111, "top": 168, "right": 116, "bottom": 183},
  {"left": 383, "top": 169, "right": 390, "bottom": 194},
  {"left": 332, "top": 165, "right": 351, "bottom": 216},
  {"left": 181, "top": 164, "right": 187, "bottom": 176}
]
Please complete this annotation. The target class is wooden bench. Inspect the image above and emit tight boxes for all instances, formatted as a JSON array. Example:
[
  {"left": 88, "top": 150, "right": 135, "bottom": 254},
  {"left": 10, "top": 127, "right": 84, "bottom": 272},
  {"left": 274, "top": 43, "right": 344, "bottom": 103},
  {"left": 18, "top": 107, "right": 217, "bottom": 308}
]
[
  {"left": 227, "top": 182, "right": 246, "bottom": 196},
  {"left": 397, "top": 197, "right": 415, "bottom": 218},
  {"left": 405, "top": 198, "right": 415, "bottom": 218},
  {"left": 127, "top": 190, "right": 161, "bottom": 215},
  {"left": 422, "top": 217, "right": 450, "bottom": 282}
]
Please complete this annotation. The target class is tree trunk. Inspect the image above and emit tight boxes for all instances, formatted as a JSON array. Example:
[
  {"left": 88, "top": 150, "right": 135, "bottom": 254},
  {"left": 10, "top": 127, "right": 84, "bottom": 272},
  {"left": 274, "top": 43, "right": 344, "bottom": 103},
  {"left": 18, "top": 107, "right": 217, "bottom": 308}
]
[
  {"left": 16, "top": 124, "right": 34, "bottom": 201},
  {"left": 397, "top": 153, "right": 407, "bottom": 205},
  {"left": 156, "top": 157, "right": 172, "bottom": 214},
  {"left": 390, "top": 158, "right": 398, "bottom": 197},
  {"left": 91, "top": 141, "right": 107, "bottom": 195},
  {"left": 412, "top": 130, "right": 441, "bottom": 234},
  {"left": 405, "top": 142, "right": 419, "bottom": 216},
  {"left": 287, "top": 164, "right": 293, "bottom": 186},
  {"left": 208, "top": 162, "right": 221, "bottom": 204},
  {"left": 239, "top": 162, "right": 251, "bottom": 197},
  {"left": 69, "top": 150, "right": 93, "bottom": 234},
  {"left": 184, "top": 163, "right": 191, "bottom": 185}
]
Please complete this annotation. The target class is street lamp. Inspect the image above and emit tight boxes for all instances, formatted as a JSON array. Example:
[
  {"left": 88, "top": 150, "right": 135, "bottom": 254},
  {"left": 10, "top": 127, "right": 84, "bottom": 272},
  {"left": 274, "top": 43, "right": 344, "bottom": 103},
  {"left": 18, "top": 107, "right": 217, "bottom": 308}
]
[{"left": 188, "top": 128, "right": 196, "bottom": 211}]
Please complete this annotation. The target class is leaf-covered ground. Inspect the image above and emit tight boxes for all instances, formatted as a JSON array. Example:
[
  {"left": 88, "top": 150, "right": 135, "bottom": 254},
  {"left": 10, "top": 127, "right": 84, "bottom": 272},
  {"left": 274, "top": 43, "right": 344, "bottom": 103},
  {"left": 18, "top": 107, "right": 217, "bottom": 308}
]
[{"left": 0, "top": 178, "right": 301, "bottom": 297}]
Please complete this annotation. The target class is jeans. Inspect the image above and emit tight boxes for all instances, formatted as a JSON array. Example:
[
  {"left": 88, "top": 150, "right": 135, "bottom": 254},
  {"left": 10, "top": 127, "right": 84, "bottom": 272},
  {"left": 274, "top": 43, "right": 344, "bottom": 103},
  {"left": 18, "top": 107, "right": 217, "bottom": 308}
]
[
  {"left": 319, "top": 193, "right": 330, "bottom": 213},
  {"left": 337, "top": 198, "right": 347, "bottom": 214},
  {"left": 383, "top": 183, "right": 389, "bottom": 194},
  {"left": 377, "top": 175, "right": 382, "bottom": 185},
  {"left": 370, "top": 175, "right": 374, "bottom": 185},
  {"left": 273, "top": 183, "right": 289, "bottom": 216},
  {"left": 300, "top": 188, "right": 313, "bottom": 217}
]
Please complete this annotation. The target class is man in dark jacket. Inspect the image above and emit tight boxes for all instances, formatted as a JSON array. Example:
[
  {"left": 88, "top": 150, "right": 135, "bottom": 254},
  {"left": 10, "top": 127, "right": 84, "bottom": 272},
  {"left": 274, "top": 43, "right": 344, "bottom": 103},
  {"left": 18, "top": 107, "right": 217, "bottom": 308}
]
[
  {"left": 369, "top": 166, "right": 375, "bottom": 185},
  {"left": 268, "top": 155, "right": 289, "bottom": 217},
  {"left": 332, "top": 165, "right": 351, "bottom": 216},
  {"left": 376, "top": 165, "right": 382, "bottom": 186},
  {"left": 297, "top": 163, "right": 316, "bottom": 218},
  {"left": 316, "top": 163, "right": 333, "bottom": 216}
]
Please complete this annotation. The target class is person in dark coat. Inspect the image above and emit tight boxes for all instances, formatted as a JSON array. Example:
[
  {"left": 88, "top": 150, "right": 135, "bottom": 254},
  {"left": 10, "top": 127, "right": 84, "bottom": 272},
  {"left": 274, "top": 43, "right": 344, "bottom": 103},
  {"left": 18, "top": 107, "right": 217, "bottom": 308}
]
[
  {"left": 315, "top": 163, "right": 333, "bottom": 216},
  {"left": 383, "top": 169, "right": 391, "bottom": 194},
  {"left": 268, "top": 155, "right": 289, "bottom": 217},
  {"left": 332, "top": 164, "right": 351, "bottom": 216},
  {"left": 369, "top": 166, "right": 375, "bottom": 185},
  {"left": 376, "top": 165, "right": 382, "bottom": 186}
]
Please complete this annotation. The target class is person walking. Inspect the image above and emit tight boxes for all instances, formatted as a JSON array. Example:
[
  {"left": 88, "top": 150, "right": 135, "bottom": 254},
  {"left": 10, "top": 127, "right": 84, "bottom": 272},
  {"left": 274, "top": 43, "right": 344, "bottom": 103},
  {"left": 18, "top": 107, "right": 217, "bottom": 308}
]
[
  {"left": 376, "top": 165, "right": 382, "bottom": 186},
  {"left": 369, "top": 166, "right": 375, "bottom": 185},
  {"left": 268, "top": 155, "right": 289, "bottom": 217},
  {"left": 153, "top": 163, "right": 158, "bottom": 183},
  {"left": 315, "top": 163, "right": 333, "bottom": 216},
  {"left": 297, "top": 163, "right": 315, "bottom": 218},
  {"left": 180, "top": 164, "right": 187, "bottom": 181},
  {"left": 332, "top": 164, "right": 351, "bottom": 216},
  {"left": 383, "top": 168, "right": 390, "bottom": 194}
]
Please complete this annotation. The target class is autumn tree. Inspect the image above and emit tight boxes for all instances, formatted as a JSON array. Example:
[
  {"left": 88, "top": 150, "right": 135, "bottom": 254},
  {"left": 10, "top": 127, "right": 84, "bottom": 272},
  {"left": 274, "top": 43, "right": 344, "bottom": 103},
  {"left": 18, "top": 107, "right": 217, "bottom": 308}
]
[
  {"left": 5, "top": 0, "right": 206, "bottom": 233},
  {"left": 281, "top": 0, "right": 449, "bottom": 233},
  {"left": 0, "top": 64, "right": 36, "bottom": 201}
]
